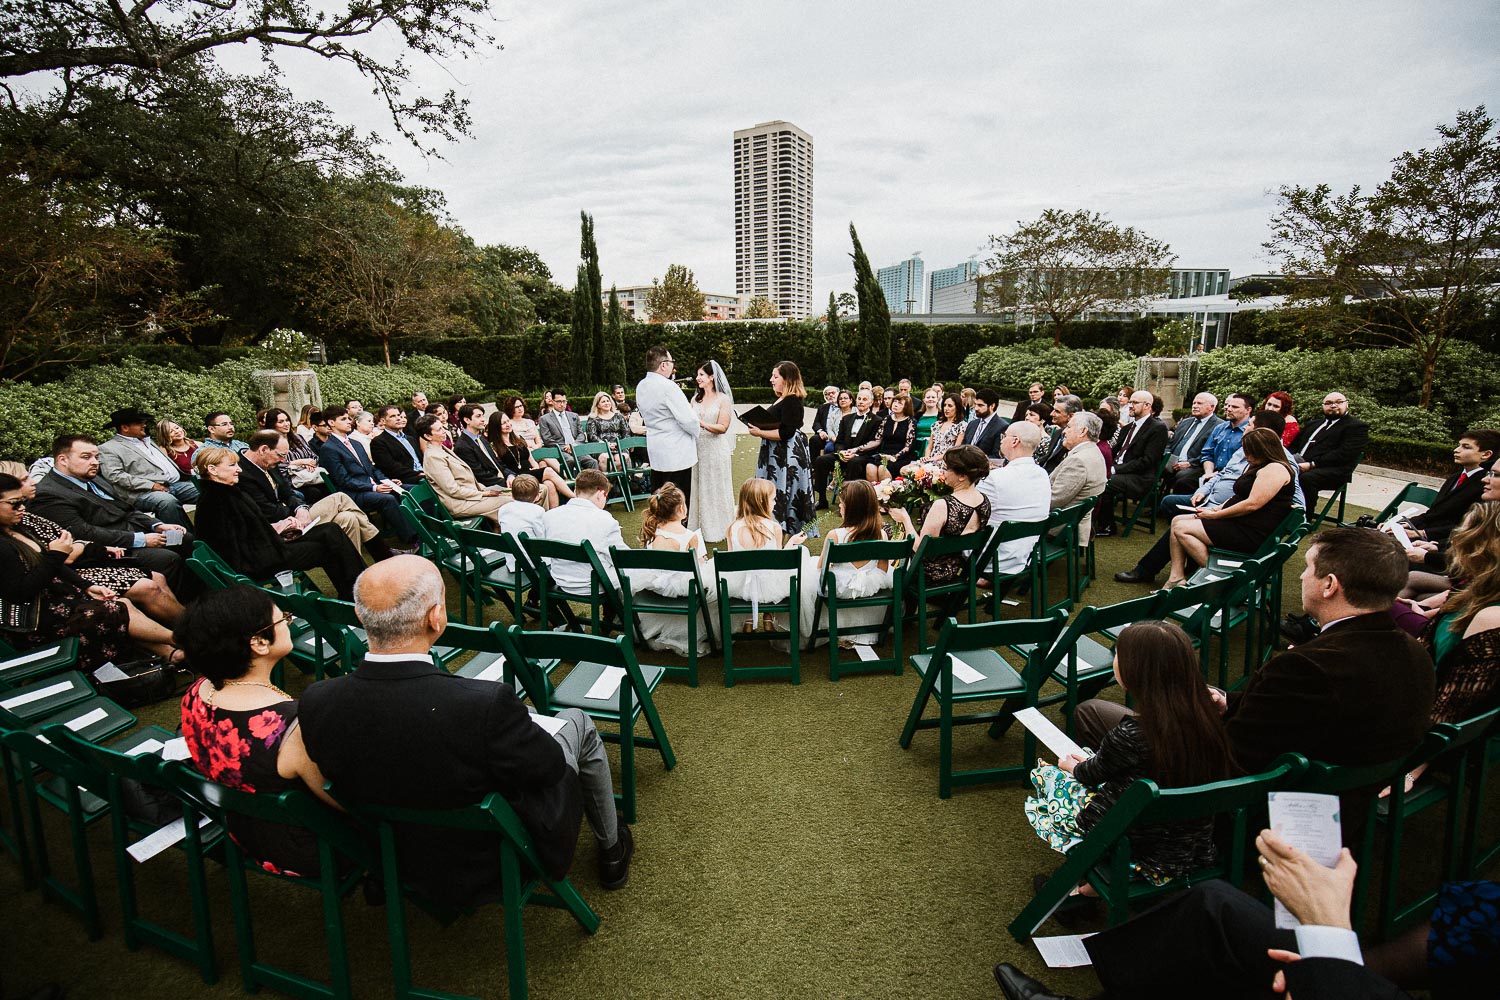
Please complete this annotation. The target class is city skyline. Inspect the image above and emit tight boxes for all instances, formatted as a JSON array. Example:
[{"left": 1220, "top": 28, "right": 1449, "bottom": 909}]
[{"left": 204, "top": 1, "right": 1500, "bottom": 306}]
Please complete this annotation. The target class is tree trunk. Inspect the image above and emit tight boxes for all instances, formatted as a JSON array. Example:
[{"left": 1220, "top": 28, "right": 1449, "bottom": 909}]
[
  {"left": 383, "top": 336, "right": 392, "bottom": 368},
  {"left": 1420, "top": 349, "right": 1436, "bottom": 409}
]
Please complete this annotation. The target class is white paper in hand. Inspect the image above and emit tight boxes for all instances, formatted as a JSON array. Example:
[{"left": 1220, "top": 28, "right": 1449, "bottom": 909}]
[
  {"left": 1267, "top": 791, "right": 1343, "bottom": 929},
  {"left": 1014, "top": 707, "right": 1087, "bottom": 761}
]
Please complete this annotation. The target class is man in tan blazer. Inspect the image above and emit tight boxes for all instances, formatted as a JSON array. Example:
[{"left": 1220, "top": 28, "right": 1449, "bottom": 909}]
[{"left": 1049, "top": 411, "right": 1108, "bottom": 545}]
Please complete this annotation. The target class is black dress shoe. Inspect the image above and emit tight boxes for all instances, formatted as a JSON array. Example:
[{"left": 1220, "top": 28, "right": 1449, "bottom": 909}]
[
  {"left": 599, "top": 822, "right": 634, "bottom": 889},
  {"left": 1094, "top": 524, "right": 1117, "bottom": 538},
  {"left": 993, "top": 963, "right": 1077, "bottom": 1000},
  {"left": 1113, "top": 568, "right": 1153, "bottom": 584}
]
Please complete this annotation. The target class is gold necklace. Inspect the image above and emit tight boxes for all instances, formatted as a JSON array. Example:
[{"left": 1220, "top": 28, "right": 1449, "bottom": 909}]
[{"left": 221, "top": 679, "right": 291, "bottom": 699}]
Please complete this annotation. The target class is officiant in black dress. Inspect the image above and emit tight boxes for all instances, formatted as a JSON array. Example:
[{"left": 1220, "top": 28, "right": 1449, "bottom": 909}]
[{"left": 743, "top": 361, "right": 815, "bottom": 534}]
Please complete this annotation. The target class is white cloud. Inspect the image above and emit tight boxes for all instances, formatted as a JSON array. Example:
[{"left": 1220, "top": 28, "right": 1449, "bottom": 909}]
[{"left": 223, "top": 0, "right": 1500, "bottom": 301}]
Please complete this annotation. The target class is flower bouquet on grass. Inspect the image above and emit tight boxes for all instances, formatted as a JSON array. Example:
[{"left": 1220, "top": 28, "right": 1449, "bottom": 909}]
[{"left": 875, "top": 464, "right": 952, "bottom": 536}]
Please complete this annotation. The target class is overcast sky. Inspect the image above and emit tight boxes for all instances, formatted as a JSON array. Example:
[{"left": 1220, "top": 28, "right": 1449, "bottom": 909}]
[{"left": 229, "top": 0, "right": 1498, "bottom": 303}]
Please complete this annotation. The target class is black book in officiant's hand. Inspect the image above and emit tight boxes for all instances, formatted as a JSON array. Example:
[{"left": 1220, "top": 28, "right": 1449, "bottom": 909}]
[{"left": 737, "top": 405, "right": 782, "bottom": 429}]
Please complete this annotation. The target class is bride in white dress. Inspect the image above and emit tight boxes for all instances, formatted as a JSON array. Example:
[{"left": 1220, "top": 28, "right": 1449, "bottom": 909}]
[
  {"left": 687, "top": 360, "right": 736, "bottom": 543},
  {"left": 621, "top": 484, "right": 716, "bottom": 657}
]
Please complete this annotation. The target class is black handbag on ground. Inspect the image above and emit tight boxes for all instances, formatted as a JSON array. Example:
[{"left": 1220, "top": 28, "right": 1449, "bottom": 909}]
[{"left": 92, "top": 657, "right": 192, "bottom": 708}]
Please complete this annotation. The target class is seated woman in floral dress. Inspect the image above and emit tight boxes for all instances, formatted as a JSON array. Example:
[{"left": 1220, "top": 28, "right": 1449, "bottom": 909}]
[
  {"left": 919, "top": 393, "right": 969, "bottom": 466},
  {"left": 1023, "top": 620, "right": 1234, "bottom": 886},
  {"left": 177, "top": 585, "right": 338, "bottom": 876}
]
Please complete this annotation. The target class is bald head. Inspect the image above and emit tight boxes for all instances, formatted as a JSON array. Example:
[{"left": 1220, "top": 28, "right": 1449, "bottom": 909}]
[{"left": 353, "top": 555, "right": 446, "bottom": 651}]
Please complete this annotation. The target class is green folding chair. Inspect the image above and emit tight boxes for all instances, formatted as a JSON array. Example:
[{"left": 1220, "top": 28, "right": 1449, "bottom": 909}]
[
  {"left": 714, "top": 548, "right": 804, "bottom": 686},
  {"left": 898, "top": 613, "right": 1069, "bottom": 798},
  {"left": 1381, "top": 706, "right": 1500, "bottom": 939},
  {"left": 340, "top": 791, "right": 600, "bottom": 1000},
  {"left": 510, "top": 628, "right": 675, "bottom": 823},
  {"left": 1306, "top": 451, "right": 1366, "bottom": 531},
  {"left": 0, "top": 670, "right": 94, "bottom": 724},
  {"left": 47, "top": 725, "right": 223, "bottom": 984},
  {"left": 1010, "top": 754, "right": 1308, "bottom": 937},
  {"left": 187, "top": 539, "right": 317, "bottom": 595},
  {"left": 531, "top": 446, "right": 579, "bottom": 493},
  {"left": 1370, "top": 481, "right": 1441, "bottom": 526},
  {"left": 572, "top": 441, "right": 633, "bottom": 510},
  {"left": 616, "top": 435, "right": 654, "bottom": 504},
  {"left": 401, "top": 479, "right": 487, "bottom": 531},
  {"left": 806, "top": 537, "right": 912, "bottom": 680},
  {"left": 976, "top": 520, "right": 1048, "bottom": 619},
  {"left": 287, "top": 593, "right": 471, "bottom": 677},
  {"left": 411, "top": 512, "right": 488, "bottom": 623},
  {"left": 908, "top": 525, "right": 996, "bottom": 653},
  {"left": 1017, "top": 592, "right": 1167, "bottom": 737},
  {"left": 1120, "top": 452, "right": 1174, "bottom": 538},
  {"left": 1049, "top": 497, "right": 1098, "bottom": 603},
  {"left": 0, "top": 637, "right": 80, "bottom": 689},
  {"left": 518, "top": 535, "right": 623, "bottom": 634},
  {"left": 447, "top": 522, "right": 535, "bottom": 626},
  {"left": 613, "top": 547, "right": 718, "bottom": 687},
  {"left": 163, "top": 762, "right": 375, "bottom": 1000}
]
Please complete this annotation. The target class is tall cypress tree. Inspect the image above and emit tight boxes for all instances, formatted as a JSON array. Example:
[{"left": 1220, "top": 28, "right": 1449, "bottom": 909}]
[
  {"left": 603, "top": 285, "right": 627, "bottom": 387},
  {"left": 569, "top": 262, "right": 594, "bottom": 386},
  {"left": 581, "top": 211, "right": 605, "bottom": 383},
  {"left": 823, "top": 290, "right": 847, "bottom": 386},
  {"left": 849, "top": 223, "right": 890, "bottom": 384}
]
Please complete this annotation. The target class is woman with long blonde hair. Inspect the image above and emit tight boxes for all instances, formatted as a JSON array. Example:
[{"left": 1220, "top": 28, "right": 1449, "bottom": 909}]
[
  {"left": 1424, "top": 498, "right": 1500, "bottom": 723},
  {"left": 722, "top": 478, "right": 811, "bottom": 631}
]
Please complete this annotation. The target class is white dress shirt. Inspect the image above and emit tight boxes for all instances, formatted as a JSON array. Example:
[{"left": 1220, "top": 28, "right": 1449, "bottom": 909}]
[
  {"left": 541, "top": 498, "right": 626, "bottom": 592},
  {"left": 634, "top": 370, "right": 700, "bottom": 472},
  {"left": 977, "top": 456, "right": 1052, "bottom": 574}
]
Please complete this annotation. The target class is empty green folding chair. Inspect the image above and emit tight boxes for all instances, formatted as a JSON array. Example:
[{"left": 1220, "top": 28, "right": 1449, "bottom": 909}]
[
  {"left": 898, "top": 612, "right": 1068, "bottom": 798},
  {"left": 0, "top": 637, "right": 80, "bottom": 689},
  {"left": 806, "top": 537, "right": 912, "bottom": 680},
  {"left": 448, "top": 523, "right": 543, "bottom": 627},
  {"left": 47, "top": 725, "right": 223, "bottom": 984},
  {"left": 510, "top": 627, "right": 675, "bottom": 823},
  {"left": 616, "top": 435, "right": 654, "bottom": 504},
  {"left": 572, "top": 441, "right": 633, "bottom": 510}
]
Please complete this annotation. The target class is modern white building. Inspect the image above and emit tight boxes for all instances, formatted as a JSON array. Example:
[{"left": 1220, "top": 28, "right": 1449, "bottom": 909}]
[
  {"left": 733, "top": 120, "right": 814, "bottom": 319},
  {"left": 877, "top": 254, "right": 925, "bottom": 314},
  {"left": 602, "top": 285, "right": 747, "bottom": 322},
  {"left": 927, "top": 260, "right": 981, "bottom": 313}
]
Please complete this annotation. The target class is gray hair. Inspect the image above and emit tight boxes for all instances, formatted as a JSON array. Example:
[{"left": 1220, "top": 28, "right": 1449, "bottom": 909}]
[
  {"left": 1055, "top": 394, "right": 1084, "bottom": 416},
  {"left": 354, "top": 566, "right": 444, "bottom": 648},
  {"left": 1195, "top": 391, "right": 1219, "bottom": 408},
  {"left": 1071, "top": 411, "right": 1103, "bottom": 441}
]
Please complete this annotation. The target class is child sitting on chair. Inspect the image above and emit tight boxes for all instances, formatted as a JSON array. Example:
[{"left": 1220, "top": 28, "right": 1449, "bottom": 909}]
[{"left": 495, "top": 474, "right": 546, "bottom": 569}]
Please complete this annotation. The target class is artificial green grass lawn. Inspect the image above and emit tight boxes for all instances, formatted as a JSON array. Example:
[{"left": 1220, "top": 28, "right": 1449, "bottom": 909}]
[{"left": 0, "top": 438, "right": 1474, "bottom": 999}]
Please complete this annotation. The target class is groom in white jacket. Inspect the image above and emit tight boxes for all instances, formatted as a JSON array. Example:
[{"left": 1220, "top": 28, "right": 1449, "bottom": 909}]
[{"left": 634, "top": 344, "right": 700, "bottom": 509}]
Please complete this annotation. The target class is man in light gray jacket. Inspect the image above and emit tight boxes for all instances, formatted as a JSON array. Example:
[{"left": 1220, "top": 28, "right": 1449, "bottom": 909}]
[
  {"left": 633, "top": 344, "right": 700, "bottom": 508},
  {"left": 1049, "top": 411, "right": 1109, "bottom": 545},
  {"left": 96, "top": 407, "right": 198, "bottom": 524}
]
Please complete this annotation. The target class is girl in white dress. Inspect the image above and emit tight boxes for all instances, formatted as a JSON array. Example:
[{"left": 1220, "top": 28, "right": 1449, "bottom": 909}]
[
  {"left": 721, "top": 479, "right": 814, "bottom": 632},
  {"left": 805, "top": 480, "right": 896, "bottom": 647},
  {"left": 687, "top": 360, "right": 736, "bottom": 543},
  {"left": 624, "top": 484, "right": 715, "bottom": 657}
]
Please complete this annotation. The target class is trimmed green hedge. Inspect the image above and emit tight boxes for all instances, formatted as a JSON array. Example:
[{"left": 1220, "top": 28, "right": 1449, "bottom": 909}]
[{"left": 1364, "top": 437, "right": 1459, "bottom": 477}]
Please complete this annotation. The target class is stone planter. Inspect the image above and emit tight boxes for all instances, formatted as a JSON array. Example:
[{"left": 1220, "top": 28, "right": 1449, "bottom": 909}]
[
  {"left": 1133, "top": 357, "right": 1199, "bottom": 413},
  {"left": 252, "top": 369, "right": 322, "bottom": 417}
]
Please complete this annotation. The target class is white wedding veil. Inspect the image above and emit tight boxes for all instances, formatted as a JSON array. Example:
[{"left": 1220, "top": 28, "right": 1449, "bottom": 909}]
[{"left": 707, "top": 360, "right": 736, "bottom": 439}]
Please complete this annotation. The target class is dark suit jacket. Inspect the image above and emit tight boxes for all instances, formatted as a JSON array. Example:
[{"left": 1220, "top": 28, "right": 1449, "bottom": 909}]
[
  {"left": 30, "top": 471, "right": 164, "bottom": 548},
  {"left": 1039, "top": 429, "right": 1070, "bottom": 472},
  {"left": 298, "top": 656, "right": 582, "bottom": 905},
  {"left": 958, "top": 413, "right": 1007, "bottom": 459},
  {"left": 1291, "top": 415, "right": 1370, "bottom": 478},
  {"left": 1226, "top": 612, "right": 1434, "bottom": 775},
  {"left": 320, "top": 434, "right": 381, "bottom": 493},
  {"left": 1168, "top": 413, "right": 1223, "bottom": 463},
  {"left": 833, "top": 410, "right": 881, "bottom": 452},
  {"left": 371, "top": 430, "right": 426, "bottom": 484},
  {"left": 238, "top": 461, "right": 301, "bottom": 521},
  {"left": 453, "top": 432, "right": 507, "bottom": 488},
  {"left": 1107, "top": 415, "right": 1169, "bottom": 497},
  {"left": 1406, "top": 466, "right": 1490, "bottom": 542}
]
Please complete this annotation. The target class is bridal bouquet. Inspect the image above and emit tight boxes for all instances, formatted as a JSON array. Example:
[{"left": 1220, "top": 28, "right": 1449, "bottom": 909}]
[{"left": 875, "top": 463, "right": 953, "bottom": 512}]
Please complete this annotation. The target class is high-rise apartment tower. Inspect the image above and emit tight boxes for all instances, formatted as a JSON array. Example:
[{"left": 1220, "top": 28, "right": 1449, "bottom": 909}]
[{"left": 733, "top": 121, "right": 814, "bottom": 319}]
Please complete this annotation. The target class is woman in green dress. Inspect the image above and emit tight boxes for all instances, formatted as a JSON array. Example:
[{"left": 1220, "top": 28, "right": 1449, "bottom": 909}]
[{"left": 912, "top": 388, "right": 941, "bottom": 461}]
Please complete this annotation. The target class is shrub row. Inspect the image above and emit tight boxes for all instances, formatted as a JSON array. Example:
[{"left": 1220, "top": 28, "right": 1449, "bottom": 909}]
[{"left": 0, "top": 354, "right": 479, "bottom": 464}]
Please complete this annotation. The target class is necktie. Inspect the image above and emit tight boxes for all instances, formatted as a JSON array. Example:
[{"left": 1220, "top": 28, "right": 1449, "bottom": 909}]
[
  {"left": 1120, "top": 421, "right": 1140, "bottom": 458},
  {"left": 1176, "top": 419, "right": 1206, "bottom": 458},
  {"left": 1301, "top": 418, "right": 1336, "bottom": 455},
  {"left": 972, "top": 417, "right": 987, "bottom": 443}
]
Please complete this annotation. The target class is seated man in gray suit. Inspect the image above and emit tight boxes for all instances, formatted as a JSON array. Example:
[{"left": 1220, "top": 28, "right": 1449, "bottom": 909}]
[
  {"left": 538, "top": 389, "right": 599, "bottom": 471},
  {"left": 96, "top": 406, "right": 199, "bottom": 525}
]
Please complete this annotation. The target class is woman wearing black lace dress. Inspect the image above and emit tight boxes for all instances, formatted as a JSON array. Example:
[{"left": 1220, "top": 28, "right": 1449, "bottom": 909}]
[
  {"left": 887, "top": 445, "right": 992, "bottom": 584},
  {"left": 746, "top": 361, "right": 816, "bottom": 535},
  {"left": 870, "top": 393, "right": 919, "bottom": 482}
]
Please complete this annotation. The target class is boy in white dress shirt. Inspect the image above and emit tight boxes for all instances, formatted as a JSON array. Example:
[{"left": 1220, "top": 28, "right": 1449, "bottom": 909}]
[{"left": 540, "top": 470, "right": 625, "bottom": 592}]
